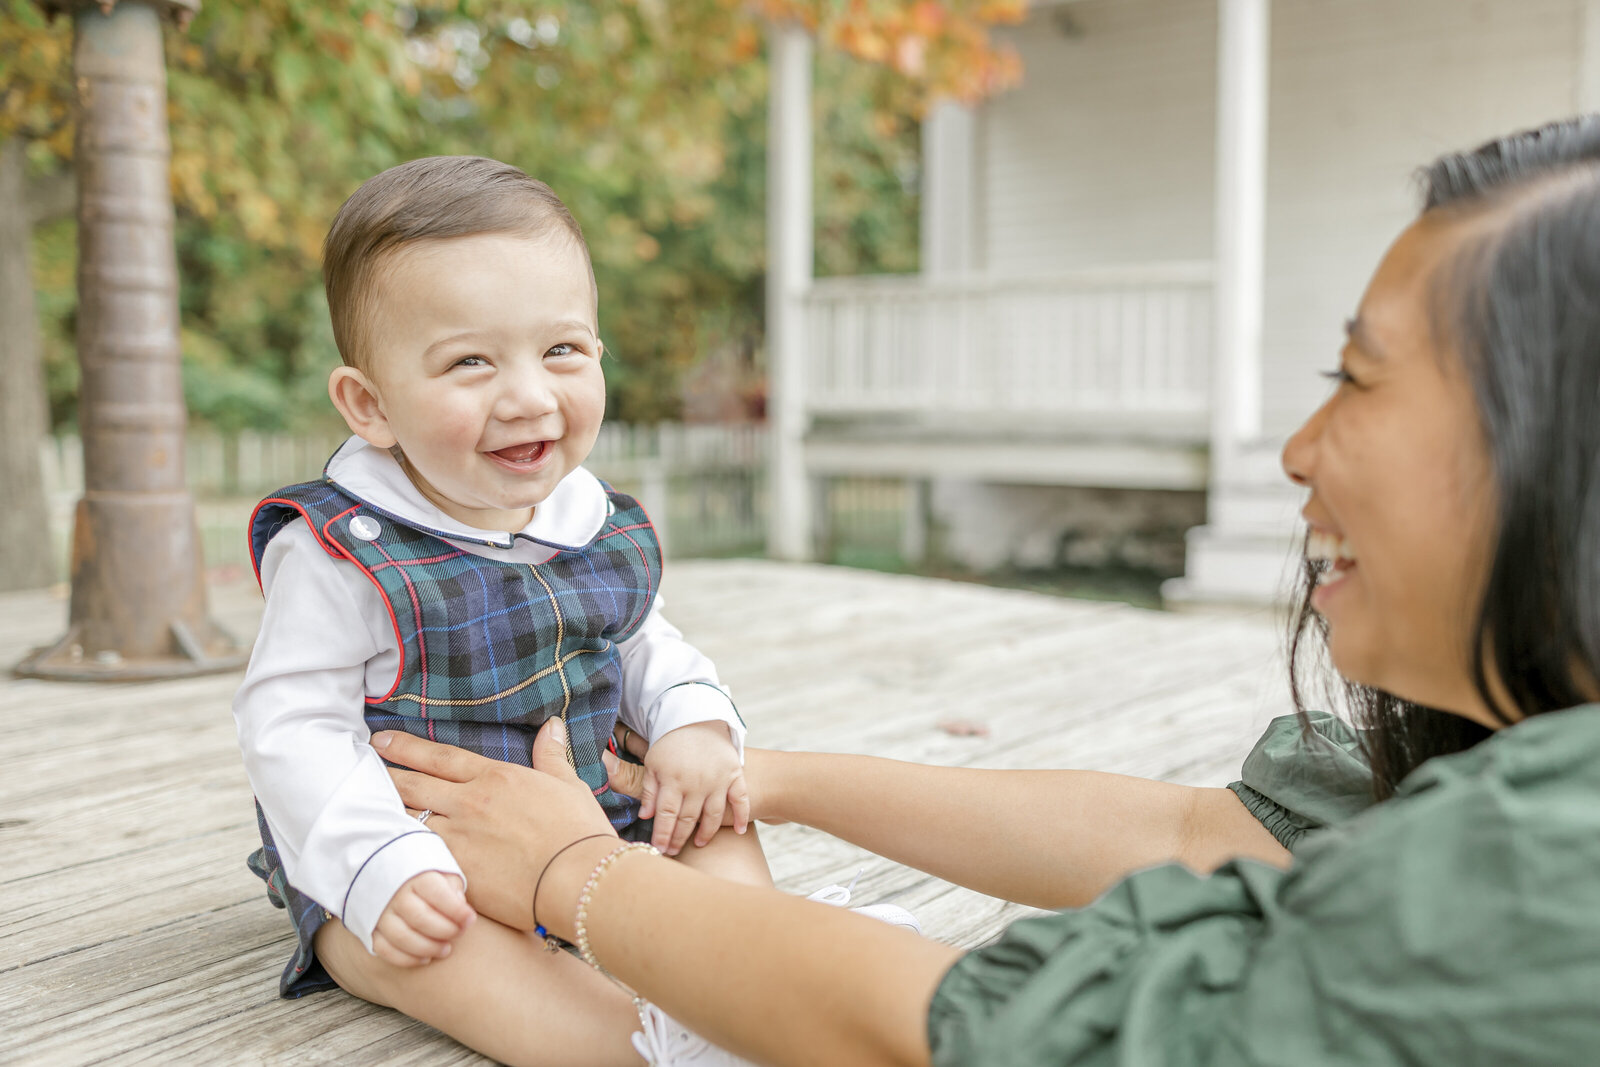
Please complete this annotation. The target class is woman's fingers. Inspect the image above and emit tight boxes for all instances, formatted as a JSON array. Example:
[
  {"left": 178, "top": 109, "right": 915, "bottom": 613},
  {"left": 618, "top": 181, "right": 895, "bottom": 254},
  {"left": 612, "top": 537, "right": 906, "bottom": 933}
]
[
  {"left": 602, "top": 748, "right": 649, "bottom": 800},
  {"left": 373, "top": 731, "right": 482, "bottom": 782},
  {"left": 389, "top": 768, "right": 455, "bottom": 815},
  {"left": 530, "top": 717, "right": 579, "bottom": 780},
  {"left": 611, "top": 723, "right": 650, "bottom": 760}
]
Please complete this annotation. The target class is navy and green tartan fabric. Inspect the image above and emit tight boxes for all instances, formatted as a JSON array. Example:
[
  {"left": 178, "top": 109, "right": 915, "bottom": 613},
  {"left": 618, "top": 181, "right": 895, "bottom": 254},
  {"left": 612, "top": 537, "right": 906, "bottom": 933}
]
[{"left": 244, "top": 474, "right": 662, "bottom": 997}]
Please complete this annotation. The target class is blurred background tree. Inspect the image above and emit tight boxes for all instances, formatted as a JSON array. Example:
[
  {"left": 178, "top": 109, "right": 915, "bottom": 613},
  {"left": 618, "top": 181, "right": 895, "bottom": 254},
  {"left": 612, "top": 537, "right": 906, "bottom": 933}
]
[{"left": 3, "top": 0, "right": 1023, "bottom": 444}]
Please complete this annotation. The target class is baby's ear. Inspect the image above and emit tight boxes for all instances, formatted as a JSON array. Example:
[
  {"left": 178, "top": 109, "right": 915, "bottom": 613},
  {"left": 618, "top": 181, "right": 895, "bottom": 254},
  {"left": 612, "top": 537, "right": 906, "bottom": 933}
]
[{"left": 328, "top": 366, "right": 397, "bottom": 448}]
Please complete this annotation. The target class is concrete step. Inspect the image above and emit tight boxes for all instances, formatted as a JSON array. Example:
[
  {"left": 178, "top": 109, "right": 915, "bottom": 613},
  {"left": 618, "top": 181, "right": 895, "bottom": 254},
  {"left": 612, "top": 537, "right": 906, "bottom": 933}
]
[{"left": 1162, "top": 522, "right": 1303, "bottom": 607}]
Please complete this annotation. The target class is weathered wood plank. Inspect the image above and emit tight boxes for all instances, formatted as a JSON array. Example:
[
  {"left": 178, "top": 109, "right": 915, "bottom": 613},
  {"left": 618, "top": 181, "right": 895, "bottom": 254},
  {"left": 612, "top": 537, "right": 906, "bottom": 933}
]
[{"left": 0, "top": 561, "right": 1285, "bottom": 1065}]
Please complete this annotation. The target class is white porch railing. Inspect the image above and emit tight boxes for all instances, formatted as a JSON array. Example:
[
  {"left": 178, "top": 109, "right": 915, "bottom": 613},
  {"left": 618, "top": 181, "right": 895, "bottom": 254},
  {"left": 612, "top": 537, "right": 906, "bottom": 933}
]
[{"left": 803, "top": 263, "right": 1213, "bottom": 426}]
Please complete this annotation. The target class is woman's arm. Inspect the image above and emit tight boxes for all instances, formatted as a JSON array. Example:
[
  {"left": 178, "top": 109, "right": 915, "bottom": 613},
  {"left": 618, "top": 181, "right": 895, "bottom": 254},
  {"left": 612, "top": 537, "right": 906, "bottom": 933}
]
[
  {"left": 616, "top": 747, "right": 1291, "bottom": 910},
  {"left": 383, "top": 724, "right": 958, "bottom": 1067},
  {"left": 760, "top": 751, "right": 1291, "bottom": 908}
]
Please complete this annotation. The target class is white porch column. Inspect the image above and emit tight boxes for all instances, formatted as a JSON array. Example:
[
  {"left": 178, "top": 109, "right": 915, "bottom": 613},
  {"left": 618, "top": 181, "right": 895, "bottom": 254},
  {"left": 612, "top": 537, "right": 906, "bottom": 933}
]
[
  {"left": 921, "top": 100, "right": 978, "bottom": 278},
  {"left": 1210, "top": 0, "right": 1269, "bottom": 490},
  {"left": 1579, "top": 0, "right": 1600, "bottom": 111},
  {"left": 765, "top": 22, "right": 814, "bottom": 561},
  {"left": 1163, "top": 0, "right": 1283, "bottom": 608}
]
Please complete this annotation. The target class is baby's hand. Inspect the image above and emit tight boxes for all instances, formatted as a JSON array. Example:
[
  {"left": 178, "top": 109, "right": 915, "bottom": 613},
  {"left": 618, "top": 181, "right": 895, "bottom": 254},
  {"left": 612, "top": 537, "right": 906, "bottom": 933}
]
[
  {"left": 637, "top": 721, "right": 750, "bottom": 856},
  {"left": 372, "top": 870, "right": 474, "bottom": 967}
]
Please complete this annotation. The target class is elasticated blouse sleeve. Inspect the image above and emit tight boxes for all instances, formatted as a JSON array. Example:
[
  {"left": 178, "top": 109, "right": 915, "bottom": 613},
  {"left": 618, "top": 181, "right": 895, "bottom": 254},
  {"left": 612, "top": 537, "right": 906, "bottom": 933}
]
[
  {"left": 1226, "top": 711, "right": 1376, "bottom": 851},
  {"left": 926, "top": 706, "right": 1600, "bottom": 1067}
]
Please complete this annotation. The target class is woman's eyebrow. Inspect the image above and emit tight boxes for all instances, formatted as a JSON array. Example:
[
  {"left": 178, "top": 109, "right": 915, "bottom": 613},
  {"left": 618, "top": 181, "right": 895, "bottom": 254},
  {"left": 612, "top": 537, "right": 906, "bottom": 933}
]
[{"left": 1343, "top": 316, "right": 1386, "bottom": 361}]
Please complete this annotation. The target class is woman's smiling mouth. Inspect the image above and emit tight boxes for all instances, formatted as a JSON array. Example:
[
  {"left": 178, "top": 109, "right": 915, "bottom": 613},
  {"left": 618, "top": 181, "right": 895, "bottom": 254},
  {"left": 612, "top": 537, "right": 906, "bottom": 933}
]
[{"left": 1307, "top": 528, "right": 1358, "bottom": 603}]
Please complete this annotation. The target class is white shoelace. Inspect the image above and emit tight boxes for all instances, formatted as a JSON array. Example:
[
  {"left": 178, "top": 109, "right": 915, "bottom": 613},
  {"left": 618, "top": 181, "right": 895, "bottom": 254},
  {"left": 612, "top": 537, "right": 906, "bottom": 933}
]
[
  {"left": 804, "top": 868, "right": 863, "bottom": 907},
  {"left": 631, "top": 1001, "right": 716, "bottom": 1066},
  {"left": 806, "top": 868, "right": 923, "bottom": 934}
]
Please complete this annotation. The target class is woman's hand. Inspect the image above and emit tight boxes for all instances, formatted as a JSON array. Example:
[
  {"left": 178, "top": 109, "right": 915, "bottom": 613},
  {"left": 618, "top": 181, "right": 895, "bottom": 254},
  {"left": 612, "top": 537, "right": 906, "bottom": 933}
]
[{"left": 376, "top": 718, "right": 618, "bottom": 932}]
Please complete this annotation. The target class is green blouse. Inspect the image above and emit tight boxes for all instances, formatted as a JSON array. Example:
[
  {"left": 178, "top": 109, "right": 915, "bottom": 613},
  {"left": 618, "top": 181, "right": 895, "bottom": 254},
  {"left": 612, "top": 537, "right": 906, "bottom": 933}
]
[{"left": 927, "top": 707, "right": 1600, "bottom": 1065}]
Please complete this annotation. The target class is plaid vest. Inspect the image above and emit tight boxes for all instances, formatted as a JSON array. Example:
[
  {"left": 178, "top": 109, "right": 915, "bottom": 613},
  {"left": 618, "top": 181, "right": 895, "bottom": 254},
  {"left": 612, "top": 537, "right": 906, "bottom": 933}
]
[{"left": 249, "top": 477, "right": 661, "bottom": 829}]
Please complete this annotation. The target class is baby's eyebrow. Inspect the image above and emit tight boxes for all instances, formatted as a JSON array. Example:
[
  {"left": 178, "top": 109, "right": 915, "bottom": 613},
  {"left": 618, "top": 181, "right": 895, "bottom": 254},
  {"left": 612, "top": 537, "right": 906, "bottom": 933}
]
[
  {"left": 423, "top": 331, "right": 489, "bottom": 358},
  {"left": 548, "top": 319, "right": 597, "bottom": 339}
]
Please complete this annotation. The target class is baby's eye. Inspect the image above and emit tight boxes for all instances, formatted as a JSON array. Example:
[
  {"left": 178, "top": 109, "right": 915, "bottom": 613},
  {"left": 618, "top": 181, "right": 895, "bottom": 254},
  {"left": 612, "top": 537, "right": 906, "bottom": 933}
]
[
  {"left": 546, "top": 343, "right": 577, "bottom": 358},
  {"left": 454, "top": 355, "right": 489, "bottom": 368}
]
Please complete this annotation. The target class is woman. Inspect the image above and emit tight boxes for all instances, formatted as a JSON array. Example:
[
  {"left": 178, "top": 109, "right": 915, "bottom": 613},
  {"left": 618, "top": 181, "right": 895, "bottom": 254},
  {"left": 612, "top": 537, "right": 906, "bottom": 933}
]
[{"left": 376, "top": 117, "right": 1600, "bottom": 1065}]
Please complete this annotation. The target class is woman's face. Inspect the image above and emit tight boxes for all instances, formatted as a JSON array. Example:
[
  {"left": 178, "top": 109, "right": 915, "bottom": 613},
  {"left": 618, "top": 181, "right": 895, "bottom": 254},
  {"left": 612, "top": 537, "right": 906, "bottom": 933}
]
[{"left": 1282, "top": 212, "right": 1502, "bottom": 725}]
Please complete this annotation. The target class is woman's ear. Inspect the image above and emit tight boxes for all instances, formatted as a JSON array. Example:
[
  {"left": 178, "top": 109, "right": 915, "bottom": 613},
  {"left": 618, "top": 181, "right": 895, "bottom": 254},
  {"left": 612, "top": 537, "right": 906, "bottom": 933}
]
[{"left": 329, "top": 366, "right": 397, "bottom": 449}]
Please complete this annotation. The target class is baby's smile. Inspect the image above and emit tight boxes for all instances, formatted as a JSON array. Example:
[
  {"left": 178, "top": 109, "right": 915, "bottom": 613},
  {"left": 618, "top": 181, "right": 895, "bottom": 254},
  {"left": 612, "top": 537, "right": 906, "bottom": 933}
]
[{"left": 486, "top": 440, "right": 552, "bottom": 470}]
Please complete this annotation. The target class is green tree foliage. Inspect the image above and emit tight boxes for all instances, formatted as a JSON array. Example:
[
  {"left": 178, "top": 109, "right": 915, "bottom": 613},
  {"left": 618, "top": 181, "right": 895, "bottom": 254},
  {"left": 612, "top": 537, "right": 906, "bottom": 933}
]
[{"left": 4, "top": 1, "right": 1023, "bottom": 431}]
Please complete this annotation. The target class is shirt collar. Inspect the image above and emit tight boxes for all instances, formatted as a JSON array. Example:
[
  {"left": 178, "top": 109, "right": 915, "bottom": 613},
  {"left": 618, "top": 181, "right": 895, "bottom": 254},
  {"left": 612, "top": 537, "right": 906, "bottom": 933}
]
[{"left": 322, "top": 435, "right": 609, "bottom": 551}]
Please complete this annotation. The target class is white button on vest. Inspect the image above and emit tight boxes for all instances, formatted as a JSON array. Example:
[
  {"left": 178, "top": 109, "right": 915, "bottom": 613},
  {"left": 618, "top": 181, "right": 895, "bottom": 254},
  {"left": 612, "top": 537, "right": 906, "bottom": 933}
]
[{"left": 349, "top": 515, "right": 382, "bottom": 541}]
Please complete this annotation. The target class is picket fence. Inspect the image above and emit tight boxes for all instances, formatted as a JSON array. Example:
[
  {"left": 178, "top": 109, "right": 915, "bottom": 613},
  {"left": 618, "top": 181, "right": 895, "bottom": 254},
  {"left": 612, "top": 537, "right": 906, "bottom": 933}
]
[{"left": 40, "top": 424, "right": 768, "bottom": 578}]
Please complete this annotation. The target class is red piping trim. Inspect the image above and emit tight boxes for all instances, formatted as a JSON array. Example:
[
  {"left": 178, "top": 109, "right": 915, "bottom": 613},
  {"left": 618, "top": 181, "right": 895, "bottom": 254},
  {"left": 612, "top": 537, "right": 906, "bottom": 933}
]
[
  {"left": 607, "top": 497, "right": 659, "bottom": 637},
  {"left": 369, "top": 538, "right": 434, "bottom": 736},
  {"left": 248, "top": 497, "right": 344, "bottom": 591},
  {"left": 314, "top": 507, "right": 408, "bottom": 705}
]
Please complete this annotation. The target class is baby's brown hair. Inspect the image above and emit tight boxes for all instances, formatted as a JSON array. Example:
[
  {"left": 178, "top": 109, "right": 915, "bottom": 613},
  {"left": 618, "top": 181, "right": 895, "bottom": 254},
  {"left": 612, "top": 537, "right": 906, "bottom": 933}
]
[{"left": 323, "top": 156, "right": 593, "bottom": 376}]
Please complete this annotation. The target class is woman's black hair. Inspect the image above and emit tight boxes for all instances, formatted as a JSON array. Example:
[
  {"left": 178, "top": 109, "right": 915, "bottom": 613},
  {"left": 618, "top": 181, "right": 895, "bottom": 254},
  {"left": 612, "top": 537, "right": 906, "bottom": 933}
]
[{"left": 1288, "top": 115, "right": 1600, "bottom": 797}]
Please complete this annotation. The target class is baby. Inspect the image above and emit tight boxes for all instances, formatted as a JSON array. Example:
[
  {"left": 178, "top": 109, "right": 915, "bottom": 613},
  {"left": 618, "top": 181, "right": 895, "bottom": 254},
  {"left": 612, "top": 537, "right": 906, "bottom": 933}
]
[{"left": 234, "top": 156, "right": 771, "bottom": 1066}]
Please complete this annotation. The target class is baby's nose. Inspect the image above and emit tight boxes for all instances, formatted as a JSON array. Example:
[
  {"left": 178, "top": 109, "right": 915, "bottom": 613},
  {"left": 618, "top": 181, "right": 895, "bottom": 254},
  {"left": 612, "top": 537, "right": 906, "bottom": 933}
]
[{"left": 496, "top": 364, "right": 559, "bottom": 418}]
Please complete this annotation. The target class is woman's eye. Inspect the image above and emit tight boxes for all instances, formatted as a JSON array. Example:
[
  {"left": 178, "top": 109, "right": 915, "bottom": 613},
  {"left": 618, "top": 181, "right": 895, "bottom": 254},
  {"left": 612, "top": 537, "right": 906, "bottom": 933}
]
[{"left": 1320, "top": 367, "right": 1355, "bottom": 386}]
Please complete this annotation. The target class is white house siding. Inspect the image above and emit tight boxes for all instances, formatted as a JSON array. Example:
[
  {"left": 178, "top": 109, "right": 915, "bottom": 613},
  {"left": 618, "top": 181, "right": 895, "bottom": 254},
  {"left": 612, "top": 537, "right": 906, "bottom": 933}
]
[
  {"left": 1262, "top": 0, "right": 1584, "bottom": 435},
  {"left": 975, "top": 0, "right": 1584, "bottom": 435},
  {"left": 982, "top": 0, "right": 1218, "bottom": 275}
]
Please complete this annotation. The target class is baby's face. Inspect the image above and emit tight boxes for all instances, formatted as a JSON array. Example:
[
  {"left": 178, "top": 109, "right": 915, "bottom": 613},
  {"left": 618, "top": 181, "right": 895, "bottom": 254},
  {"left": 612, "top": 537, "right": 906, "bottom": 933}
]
[{"left": 357, "top": 232, "right": 604, "bottom": 531}]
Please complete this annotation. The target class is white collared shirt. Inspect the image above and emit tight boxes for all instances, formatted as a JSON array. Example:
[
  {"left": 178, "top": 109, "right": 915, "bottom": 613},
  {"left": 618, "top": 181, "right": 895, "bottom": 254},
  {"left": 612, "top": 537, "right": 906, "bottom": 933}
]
[{"left": 232, "top": 438, "right": 744, "bottom": 953}]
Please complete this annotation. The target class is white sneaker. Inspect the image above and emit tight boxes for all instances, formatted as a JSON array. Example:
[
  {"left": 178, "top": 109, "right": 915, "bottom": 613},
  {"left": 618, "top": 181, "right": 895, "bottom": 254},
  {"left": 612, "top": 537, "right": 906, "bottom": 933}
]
[
  {"left": 805, "top": 870, "right": 923, "bottom": 935},
  {"left": 631, "top": 1001, "right": 758, "bottom": 1067}
]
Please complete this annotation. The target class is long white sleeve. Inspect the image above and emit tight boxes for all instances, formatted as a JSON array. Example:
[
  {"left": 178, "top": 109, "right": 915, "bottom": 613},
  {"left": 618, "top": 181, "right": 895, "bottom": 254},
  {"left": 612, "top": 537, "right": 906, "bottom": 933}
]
[
  {"left": 615, "top": 596, "right": 746, "bottom": 760},
  {"left": 232, "top": 521, "right": 463, "bottom": 954}
]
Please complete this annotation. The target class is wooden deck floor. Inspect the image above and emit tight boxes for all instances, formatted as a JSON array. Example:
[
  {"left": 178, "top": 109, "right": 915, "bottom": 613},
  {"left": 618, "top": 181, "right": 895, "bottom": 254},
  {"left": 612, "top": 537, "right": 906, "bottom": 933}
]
[{"left": 0, "top": 560, "right": 1289, "bottom": 1065}]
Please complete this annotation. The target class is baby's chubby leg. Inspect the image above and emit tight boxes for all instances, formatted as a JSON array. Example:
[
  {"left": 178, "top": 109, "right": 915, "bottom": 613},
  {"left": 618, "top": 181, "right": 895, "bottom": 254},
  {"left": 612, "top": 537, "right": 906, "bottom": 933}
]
[
  {"left": 671, "top": 823, "right": 772, "bottom": 887},
  {"left": 314, "top": 915, "right": 643, "bottom": 1067}
]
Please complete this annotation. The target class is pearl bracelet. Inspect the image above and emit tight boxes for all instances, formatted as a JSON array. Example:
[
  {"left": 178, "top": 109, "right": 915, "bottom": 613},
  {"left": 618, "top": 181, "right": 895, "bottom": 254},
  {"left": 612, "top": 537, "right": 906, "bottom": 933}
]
[{"left": 574, "top": 841, "right": 660, "bottom": 975}]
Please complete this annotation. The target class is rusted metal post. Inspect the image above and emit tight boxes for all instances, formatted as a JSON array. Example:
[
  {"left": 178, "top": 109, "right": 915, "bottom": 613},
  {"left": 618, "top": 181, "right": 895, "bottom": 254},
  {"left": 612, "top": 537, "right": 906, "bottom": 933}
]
[{"left": 17, "top": 0, "right": 245, "bottom": 681}]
